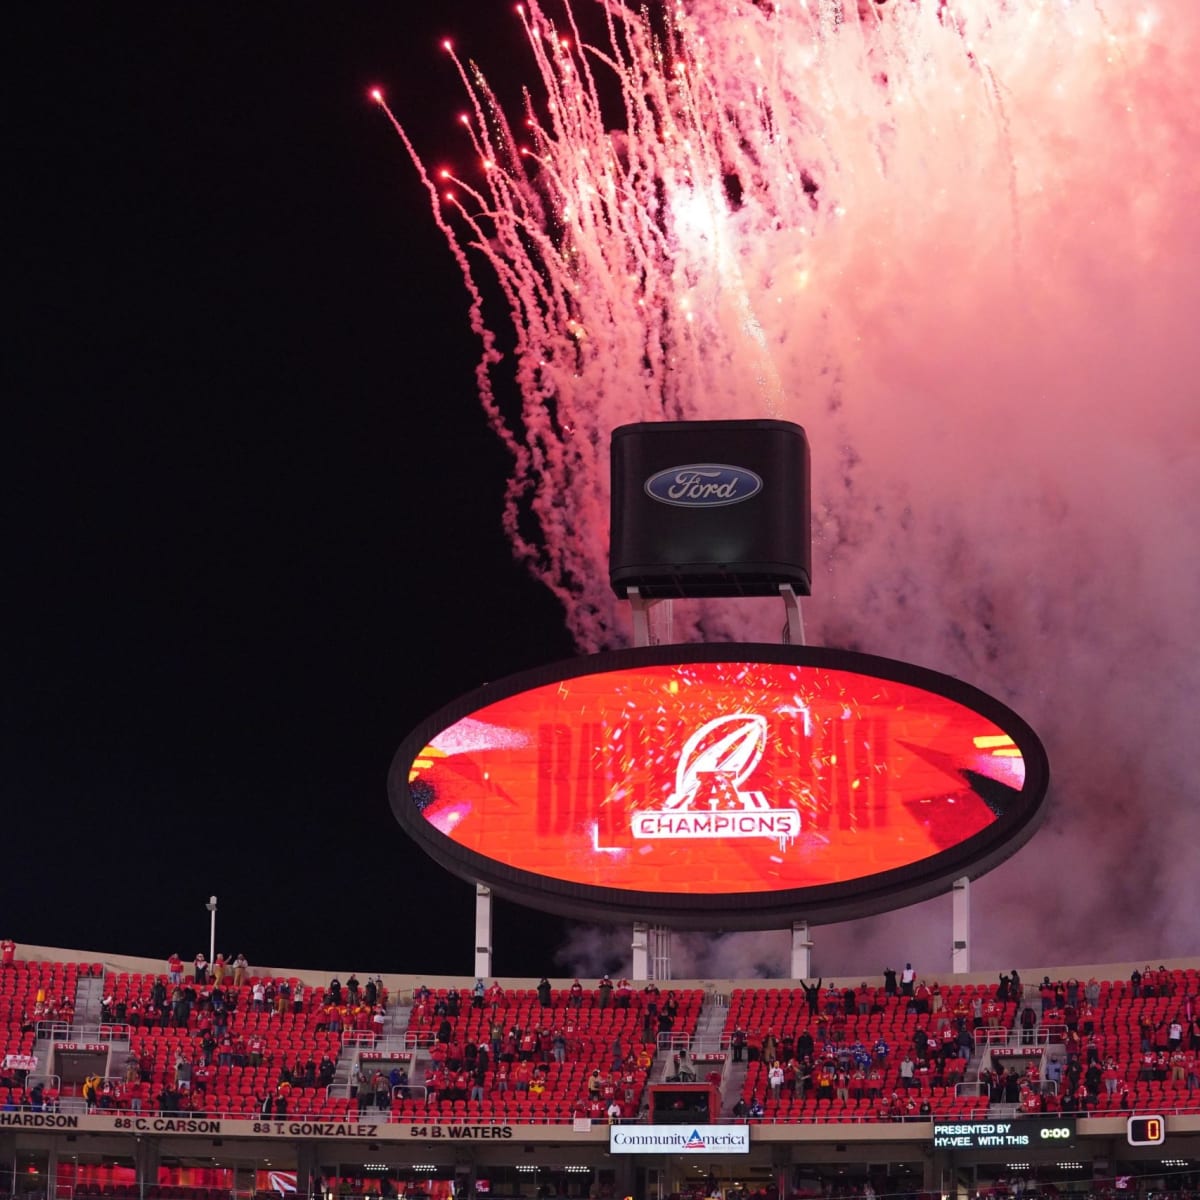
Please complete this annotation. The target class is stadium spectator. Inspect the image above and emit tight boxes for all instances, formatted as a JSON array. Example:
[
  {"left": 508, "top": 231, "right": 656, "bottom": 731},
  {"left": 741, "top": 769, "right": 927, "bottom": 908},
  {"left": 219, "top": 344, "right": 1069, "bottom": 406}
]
[
  {"left": 900, "top": 963, "right": 916, "bottom": 997},
  {"left": 1184, "top": 1050, "right": 1199, "bottom": 1090},
  {"left": 597, "top": 974, "right": 613, "bottom": 1009},
  {"left": 799, "top": 977, "right": 821, "bottom": 1015},
  {"left": 912, "top": 1025, "right": 928, "bottom": 1061},
  {"left": 193, "top": 1061, "right": 212, "bottom": 1095},
  {"left": 1046, "top": 1055, "right": 1063, "bottom": 1090},
  {"left": 1038, "top": 976, "right": 1054, "bottom": 1013},
  {"left": 167, "top": 953, "right": 183, "bottom": 985},
  {"left": 731, "top": 1025, "right": 747, "bottom": 1062},
  {"left": 761, "top": 1031, "right": 778, "bottom": 1065},
  {"left": 823, "top": 982, "right": 842, "bottom": 1017},
  {"left": 0, "top": 939, "right": 15, "bottom": 969},
  {"left": 1020, "top": 1004, "right": 1038, "bottom": 1044},
  {"left": 193, "top": 953, "right": 208, "bottom": 984}
]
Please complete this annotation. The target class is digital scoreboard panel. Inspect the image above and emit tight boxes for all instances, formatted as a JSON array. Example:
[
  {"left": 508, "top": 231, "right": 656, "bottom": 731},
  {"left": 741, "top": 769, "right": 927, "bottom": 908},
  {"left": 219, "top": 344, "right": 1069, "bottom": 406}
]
[
  {"left": 1126, "top": 1115, "right": 1165, "bottom": 1146},
  {"left": 933, "top": 1117, "right": 1076, "bottom": 1150},
  {"left": 390, "top": 645, "right": 1050, "bottom": 928}
]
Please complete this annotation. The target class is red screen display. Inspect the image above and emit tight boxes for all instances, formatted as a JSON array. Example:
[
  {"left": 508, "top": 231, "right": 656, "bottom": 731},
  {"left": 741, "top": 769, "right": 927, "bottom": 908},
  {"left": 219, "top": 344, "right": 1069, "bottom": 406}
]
[{"left": 401, "top": 658, "right": 1036, "bottom": 897}]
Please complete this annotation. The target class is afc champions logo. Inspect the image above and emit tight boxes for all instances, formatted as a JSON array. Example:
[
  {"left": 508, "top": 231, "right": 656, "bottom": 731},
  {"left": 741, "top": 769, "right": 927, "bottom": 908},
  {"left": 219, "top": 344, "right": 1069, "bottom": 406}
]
[{"left": 630, "top": 713, "right": 801, "bottom": 849}]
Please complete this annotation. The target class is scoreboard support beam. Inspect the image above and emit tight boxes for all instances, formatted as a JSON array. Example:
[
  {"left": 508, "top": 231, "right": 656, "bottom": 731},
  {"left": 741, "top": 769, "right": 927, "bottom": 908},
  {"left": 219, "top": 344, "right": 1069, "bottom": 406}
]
[
  {"left": 629, "top": 587, "right": 674, "bottom": 646},
  {"left": 632, "top": 922, "right": 648, "bottom": 980},
  {"left": 952, "top": 876, "right": 971, "bottom": 974},
  {"left": 474, "top": 884, "right": 493, "bottom": 980},
  {"left": 632, "top": 922, "right": 673, "bottom": 980},
  {"left": 791, "top": 920, "right": 813, "bottom": 979}
]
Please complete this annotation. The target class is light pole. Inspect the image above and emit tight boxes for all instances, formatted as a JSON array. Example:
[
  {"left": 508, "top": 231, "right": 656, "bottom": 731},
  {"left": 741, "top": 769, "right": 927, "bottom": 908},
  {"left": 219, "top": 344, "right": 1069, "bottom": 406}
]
[{"left": 205, "top": 895, "right": 218, "bottom": 967}]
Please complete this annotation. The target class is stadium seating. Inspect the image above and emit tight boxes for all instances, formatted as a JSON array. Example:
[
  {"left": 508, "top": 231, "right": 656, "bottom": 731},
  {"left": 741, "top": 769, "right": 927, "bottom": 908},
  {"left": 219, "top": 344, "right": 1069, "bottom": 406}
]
[
  {"left": 1, "top": 955, "right": 1196, "bottom": 1124},
  {"left": 0, "top": 960, "right": 89, "bottom": 1061},
  {"left": 393, "top": 984, "right": 702, "bottom": 1120}
]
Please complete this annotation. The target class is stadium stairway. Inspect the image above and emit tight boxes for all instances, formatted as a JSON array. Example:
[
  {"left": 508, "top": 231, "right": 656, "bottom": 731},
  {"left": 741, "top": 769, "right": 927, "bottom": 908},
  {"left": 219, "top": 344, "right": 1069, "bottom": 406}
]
[
  {"left": 31, "top": 1028, "right": 57, "bottom": 1089},
  {"left": 720, "top": 1056, "right": 750, "bottom": 1117},
  {"left": 648, "top": 1048, "right": 677, "bottom": 1085},
  {"left": 328, "top": 1052, "right": 357, "bottom": 1098},
  {"left": 324, "top": 1000, "right": 413, "bottom": 1099},
  {"left": 74, "top": 973, "right": 105, "bottom": 1025},
  {"left": 647, "top": 991, "right": 728, "bottom": 1084},
  {"left": 690, "top": 992, "right": 730, "bottom": 1055},
  {"left": 382, "top": 999, "right": 411, "bottom": 1045},
  {"left": 961, "top": 1031, "right": 990, "bottom": 1092}
]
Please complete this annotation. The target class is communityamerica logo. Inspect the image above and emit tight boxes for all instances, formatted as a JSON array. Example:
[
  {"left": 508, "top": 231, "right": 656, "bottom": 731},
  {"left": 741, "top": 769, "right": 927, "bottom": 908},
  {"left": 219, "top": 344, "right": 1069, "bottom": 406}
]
[{"left": 630, "top": 713, "right": 801, "bottom": 849}]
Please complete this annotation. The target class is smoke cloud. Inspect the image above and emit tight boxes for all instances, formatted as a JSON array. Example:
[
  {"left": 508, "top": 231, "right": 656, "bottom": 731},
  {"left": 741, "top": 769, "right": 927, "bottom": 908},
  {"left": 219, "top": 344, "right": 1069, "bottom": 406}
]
[{"left": 386, "top": 0, "right": 1200, "bottom": 975}]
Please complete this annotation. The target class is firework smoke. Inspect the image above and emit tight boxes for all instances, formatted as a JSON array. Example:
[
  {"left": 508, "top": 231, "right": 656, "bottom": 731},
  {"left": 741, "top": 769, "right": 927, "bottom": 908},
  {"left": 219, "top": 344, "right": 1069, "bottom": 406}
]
[{"left": 381, "top": 0, "right": 1200, "bottom": 974}]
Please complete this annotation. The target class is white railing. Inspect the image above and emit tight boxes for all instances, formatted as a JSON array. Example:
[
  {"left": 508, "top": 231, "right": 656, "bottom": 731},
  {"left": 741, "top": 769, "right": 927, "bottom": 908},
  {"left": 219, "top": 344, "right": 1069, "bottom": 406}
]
[{"left": 35, "top": 1021, "right": 131, "bottom": 1044}]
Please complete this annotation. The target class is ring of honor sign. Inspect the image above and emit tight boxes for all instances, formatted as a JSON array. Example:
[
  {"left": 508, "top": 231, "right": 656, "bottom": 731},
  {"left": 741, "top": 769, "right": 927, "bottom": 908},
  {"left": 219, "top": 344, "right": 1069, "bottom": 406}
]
[{"left": 389, "top": 644, "right": 1050, "bottom": 928}]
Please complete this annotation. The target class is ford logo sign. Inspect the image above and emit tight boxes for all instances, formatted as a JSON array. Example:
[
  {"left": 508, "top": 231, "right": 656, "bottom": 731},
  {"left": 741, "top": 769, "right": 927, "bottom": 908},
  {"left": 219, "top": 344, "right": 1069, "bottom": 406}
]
[{"left": 645, "top": 464, "right": 763, "bottom": 507}]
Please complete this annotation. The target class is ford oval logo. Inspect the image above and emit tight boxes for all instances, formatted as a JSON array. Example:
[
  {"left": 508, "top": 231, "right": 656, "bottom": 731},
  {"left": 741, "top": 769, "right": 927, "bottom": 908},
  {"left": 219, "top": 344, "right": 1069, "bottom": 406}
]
[{"left": 645, "top": 464, "right": 763, "bottom": 507}]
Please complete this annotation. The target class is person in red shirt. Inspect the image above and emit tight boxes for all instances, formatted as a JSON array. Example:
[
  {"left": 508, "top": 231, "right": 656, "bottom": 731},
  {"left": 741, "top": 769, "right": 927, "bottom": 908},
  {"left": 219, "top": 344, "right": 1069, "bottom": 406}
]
[
  {"left": 0, "top": 939, "right": 16, "bottom": 968},
  {"left": 1182, "top": 1050, "right": 1199, "bottom": 1090},
  {"left": 1102, "top": 1060, "right": 1121, "bottom": 1095},
  {"left": 167, "top": 953, "right": 183, "bottom": 985}
]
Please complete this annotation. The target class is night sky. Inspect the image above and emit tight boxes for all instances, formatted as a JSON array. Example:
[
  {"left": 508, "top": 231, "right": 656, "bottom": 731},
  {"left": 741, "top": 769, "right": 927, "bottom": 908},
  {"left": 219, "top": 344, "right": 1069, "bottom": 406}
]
[
  {"left": 8, "top": 4, "right": 582, "bottom": 977},
  {"left": 10, "top": 3, "right": 1199, "bottom": 983}
]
